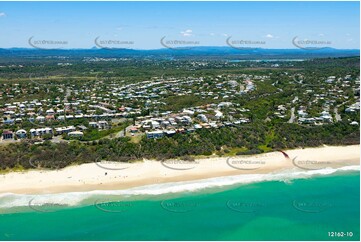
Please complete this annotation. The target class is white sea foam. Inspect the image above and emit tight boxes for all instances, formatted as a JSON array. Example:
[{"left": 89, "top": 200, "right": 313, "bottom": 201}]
[{"left": 0, "top": 165, "right": 359, "bottom": 209}]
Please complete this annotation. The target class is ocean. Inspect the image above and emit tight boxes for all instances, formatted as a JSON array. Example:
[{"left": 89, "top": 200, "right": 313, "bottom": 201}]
[{"left": 0, "top": 166, "right": 359, "bottom": 241}]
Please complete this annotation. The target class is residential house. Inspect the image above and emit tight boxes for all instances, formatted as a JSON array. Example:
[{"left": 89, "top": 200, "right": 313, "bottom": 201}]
[
  {"left": 15, "top": 129, "right": 27, "bottom": 139},
  {"left": 2, "top": 130, "right": 14, "bottom": 140}
]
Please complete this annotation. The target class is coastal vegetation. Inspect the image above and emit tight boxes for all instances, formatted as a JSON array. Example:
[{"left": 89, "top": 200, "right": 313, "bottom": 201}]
[{"left": 0, "top": 121, "right": 358, "bottom": 170}]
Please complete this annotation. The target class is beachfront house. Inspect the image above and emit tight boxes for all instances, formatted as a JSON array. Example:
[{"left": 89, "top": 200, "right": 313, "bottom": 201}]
[
  {"left": 146, "top": 130, "right": 164, "bottom": 139},
  {"left": 15, "top": 129, "right": 27, "bottom": 139},
  {"left": 30, "top": 127, "right": 53, "bottom": 137},
  {"left": 2, "top": 130, "right": 14, "bottom": 140},
  {"left": 55, "top": 126, "right": 76, "bottom": 136},
  {"left": 68, "top": 131, "right": 84, "bottom": 138},
  {"left": 130, "top": 127, "right": 138, "bottom": 133},
  {"left": 165, "top": 130, "right": 176, "bottom": 137}
]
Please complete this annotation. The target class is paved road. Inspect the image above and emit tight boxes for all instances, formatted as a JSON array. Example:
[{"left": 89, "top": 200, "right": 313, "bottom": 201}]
[
  {"left": 333, "top": 100, "right": 353, "bottom": 122},
  {"left": 334, "top": 107, "right": 342, "bottom": 122},
  {"left": 64, "top": 88, "right": 71, "bottom": 103},
  {"left": 288, "top": 107, "right": 296, "bottom": 123},
  {"left": 114, "top": 128, "right": 126, "bottom": 138}
]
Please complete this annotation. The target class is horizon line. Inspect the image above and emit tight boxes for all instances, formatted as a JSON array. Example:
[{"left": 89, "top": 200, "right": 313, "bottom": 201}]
[{"left": 1, "top": 46, "right": 360, "bottom": 51}]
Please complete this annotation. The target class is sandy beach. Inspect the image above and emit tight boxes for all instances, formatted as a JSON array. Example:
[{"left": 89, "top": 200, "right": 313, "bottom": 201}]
[{"left": 0, "top": 145, "right": 359, "bottom": 195}]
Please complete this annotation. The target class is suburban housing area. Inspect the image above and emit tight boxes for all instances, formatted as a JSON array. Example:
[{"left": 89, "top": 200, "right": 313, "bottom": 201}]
[{"left": 1, "top": 68, "right": 359, "bottom": 144}]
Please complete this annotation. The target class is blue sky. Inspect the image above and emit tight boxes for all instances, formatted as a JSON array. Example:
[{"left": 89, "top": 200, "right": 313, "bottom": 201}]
[{"left": 0, "top": 1, "right": 359, "bottom": 49}]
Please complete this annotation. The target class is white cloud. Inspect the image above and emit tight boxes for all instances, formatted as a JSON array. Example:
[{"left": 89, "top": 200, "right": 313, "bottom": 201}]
[
  {"left": 180, "top": 29, "right": 193, "bottom": 37},
  {"left": 116, "top": 24, "right": 130, "bottom": 31},
  {"left": 266, "top": 34, "right": 274, "bottom": 38},
  {"left": 222, "top": 33, "right": 228, "bottom": 37},
  {"left": 0, "top": 12, "right": 6, "bottom": 17},
  {"left": 318, "top": 33, "right": 325, "bottom": 37}
]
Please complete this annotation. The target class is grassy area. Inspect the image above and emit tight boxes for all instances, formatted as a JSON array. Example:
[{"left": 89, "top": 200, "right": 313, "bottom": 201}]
[
  {"left": 65, "top": 122, "right": 130, "bottom": 141},
  {"left": 162, "top": 95, "right": 213, "bottom": 112},
  {"left": 0, "top": 164, "right": 25, "bottom": 174},
  {"left": 81, "top": 126, "right": 125, "bottom": 141},
  {"left": 129, "top": 135, "right": 143, "bottom": 144},
  {"left": 258, "top": 144, "right": 273, "bottom": 152},
  {"left": 224, "top": 147, "right": 249, "bottom": 156}
]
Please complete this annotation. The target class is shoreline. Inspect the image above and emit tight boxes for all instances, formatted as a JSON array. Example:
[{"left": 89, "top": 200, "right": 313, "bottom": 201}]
[{"left": 0, "top": 145, "right": 359, "bottom": 195}]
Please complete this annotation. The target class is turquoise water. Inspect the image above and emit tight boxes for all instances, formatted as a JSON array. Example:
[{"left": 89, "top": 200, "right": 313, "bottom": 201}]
[{"left": 0, "top": 171, "right": 359, "bottom": 240}]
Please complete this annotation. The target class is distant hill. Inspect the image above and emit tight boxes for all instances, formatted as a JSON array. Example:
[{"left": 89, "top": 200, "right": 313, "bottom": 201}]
[{"left": 0, "top": 46, "right": 359, "bottom": 60}]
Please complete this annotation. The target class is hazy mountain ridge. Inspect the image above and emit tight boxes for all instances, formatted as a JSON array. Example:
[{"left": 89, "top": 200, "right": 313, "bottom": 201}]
[{"left": 0, "top": 47, "right": 359, "bottom": 60}]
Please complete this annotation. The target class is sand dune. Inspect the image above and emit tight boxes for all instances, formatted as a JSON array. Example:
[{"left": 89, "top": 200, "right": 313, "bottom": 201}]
[{"left": 0, "top": 145, "right": 359, "bottom": 195}]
